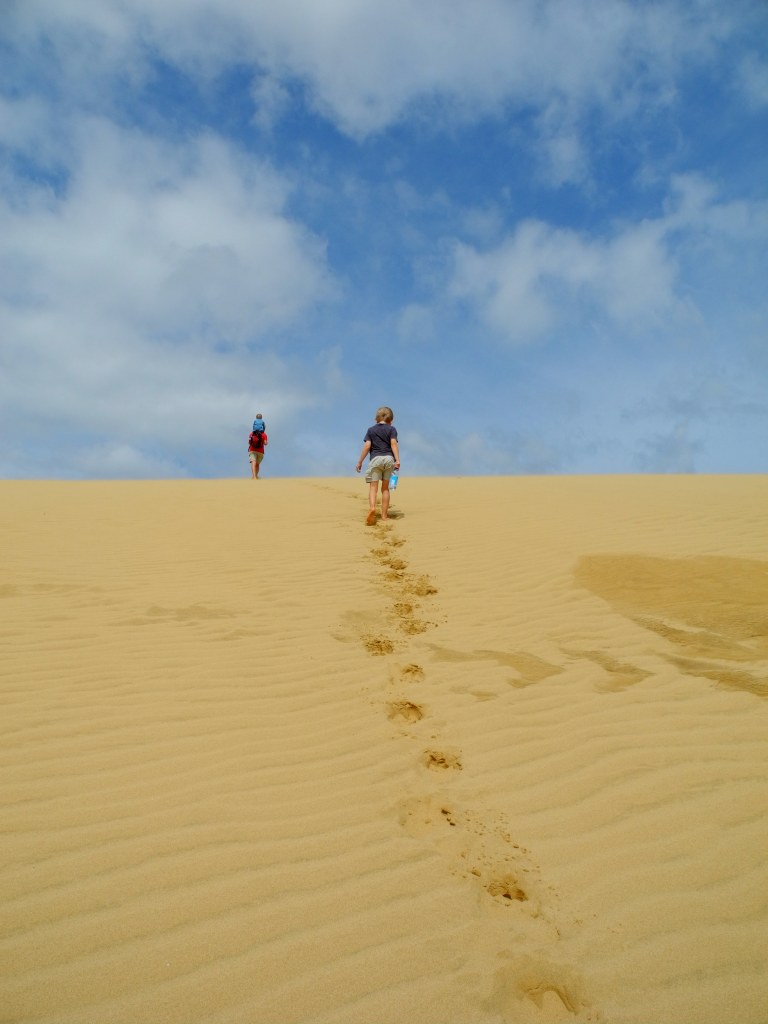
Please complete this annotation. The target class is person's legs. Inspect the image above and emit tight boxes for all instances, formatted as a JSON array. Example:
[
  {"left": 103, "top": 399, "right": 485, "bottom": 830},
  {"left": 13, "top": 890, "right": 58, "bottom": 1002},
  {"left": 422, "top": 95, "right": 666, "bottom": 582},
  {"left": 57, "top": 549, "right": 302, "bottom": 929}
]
[
  {"left": 367, "top": 480, "right": 379, "bottom": 524},
  {"left": 380, "top": 480, "right": 390, "bottom": 520}
]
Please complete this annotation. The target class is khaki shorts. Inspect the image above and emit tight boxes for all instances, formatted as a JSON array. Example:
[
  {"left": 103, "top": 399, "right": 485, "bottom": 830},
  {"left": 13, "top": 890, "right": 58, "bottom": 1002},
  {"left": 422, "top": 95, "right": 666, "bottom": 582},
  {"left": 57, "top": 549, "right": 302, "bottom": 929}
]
[
  {"left": 365, "top": 455, "right": 395, "bottom": 482},
  {"left": 249, "top": 452, "right": 264, "bottom": 464}
]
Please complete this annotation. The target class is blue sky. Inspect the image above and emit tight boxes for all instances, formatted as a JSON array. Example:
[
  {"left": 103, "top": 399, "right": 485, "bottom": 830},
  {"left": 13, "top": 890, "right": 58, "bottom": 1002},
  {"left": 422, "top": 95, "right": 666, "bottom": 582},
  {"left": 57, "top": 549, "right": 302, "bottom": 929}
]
[{"left": 1, "top": 0, "right": 766, "bottom": 479}]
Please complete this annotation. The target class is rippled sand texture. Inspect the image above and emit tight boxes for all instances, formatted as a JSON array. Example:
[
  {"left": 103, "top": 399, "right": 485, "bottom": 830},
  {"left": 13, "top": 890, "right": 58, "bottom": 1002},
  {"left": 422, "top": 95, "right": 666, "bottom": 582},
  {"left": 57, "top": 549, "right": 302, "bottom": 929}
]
[{"left": 1, "top": 476, "right": 766, "bottom": 1024}]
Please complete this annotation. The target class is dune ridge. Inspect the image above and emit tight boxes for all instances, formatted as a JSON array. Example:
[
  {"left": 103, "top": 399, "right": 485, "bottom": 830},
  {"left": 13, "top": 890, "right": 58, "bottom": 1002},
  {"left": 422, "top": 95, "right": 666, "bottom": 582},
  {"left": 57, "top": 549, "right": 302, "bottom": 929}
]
[{"left": 1, "top": 476, "right": 766, "bottom": 1024}]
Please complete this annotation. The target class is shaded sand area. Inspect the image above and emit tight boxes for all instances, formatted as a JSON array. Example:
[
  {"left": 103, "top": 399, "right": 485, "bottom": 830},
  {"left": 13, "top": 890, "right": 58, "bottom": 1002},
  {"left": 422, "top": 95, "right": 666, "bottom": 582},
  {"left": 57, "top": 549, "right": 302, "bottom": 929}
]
[{"left": 1, "top": 476, "right": 766, "bottom": 1024}]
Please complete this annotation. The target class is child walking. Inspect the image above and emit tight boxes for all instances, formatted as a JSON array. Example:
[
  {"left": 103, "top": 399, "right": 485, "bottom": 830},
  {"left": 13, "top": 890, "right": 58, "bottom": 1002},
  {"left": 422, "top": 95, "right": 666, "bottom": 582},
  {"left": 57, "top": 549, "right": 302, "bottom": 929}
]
[{"left": 355, "top": 406, "right": 400, "bottom": 525}]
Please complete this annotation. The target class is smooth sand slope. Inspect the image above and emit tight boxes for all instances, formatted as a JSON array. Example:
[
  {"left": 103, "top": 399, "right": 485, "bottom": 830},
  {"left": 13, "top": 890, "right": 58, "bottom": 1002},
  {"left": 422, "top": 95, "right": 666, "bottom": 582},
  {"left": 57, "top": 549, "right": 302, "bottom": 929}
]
[{"left": 1, "top": 475, "right": 766, "bottom": 1024}]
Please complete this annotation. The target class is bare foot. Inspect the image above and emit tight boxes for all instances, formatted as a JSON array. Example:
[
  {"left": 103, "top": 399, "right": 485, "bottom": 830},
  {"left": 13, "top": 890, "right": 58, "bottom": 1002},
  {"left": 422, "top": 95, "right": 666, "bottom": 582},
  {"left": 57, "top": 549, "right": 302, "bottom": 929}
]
[{"left": 366, "top": 510, "right": 377, "bottom": 525}]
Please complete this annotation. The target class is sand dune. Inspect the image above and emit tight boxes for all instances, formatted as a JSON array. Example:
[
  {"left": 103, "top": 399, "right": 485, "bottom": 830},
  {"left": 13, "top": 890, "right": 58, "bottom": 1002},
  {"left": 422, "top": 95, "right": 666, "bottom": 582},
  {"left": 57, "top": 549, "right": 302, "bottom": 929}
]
[{"left": 1, "top": 476, "right": 766, "bottom": 1024}]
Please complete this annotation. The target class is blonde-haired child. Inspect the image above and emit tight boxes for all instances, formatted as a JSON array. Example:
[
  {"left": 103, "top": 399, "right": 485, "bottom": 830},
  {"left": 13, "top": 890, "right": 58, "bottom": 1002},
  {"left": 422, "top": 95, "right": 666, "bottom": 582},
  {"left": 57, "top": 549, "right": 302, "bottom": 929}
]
[{"left": 356, "top": 407, "right": 400, "bottom": 525}]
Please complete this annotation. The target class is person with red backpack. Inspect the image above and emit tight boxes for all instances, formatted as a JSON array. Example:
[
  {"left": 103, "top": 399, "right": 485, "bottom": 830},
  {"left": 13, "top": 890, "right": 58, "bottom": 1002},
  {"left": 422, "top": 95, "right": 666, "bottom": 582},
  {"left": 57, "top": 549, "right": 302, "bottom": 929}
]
[{"left": 248, "top": 414, "right": 268, "bottom": 478}]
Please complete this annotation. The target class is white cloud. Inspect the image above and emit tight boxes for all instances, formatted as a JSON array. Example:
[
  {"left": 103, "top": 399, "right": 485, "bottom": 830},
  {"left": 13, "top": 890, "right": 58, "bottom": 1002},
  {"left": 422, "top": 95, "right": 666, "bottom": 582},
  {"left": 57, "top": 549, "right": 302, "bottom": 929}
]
[
  {"left": 0, "top": 111, "right": 340, "bottom": 475},
  {"left": 234, "top": 0, "right": 731, "bottom": 138},
  {"left": 405, "top": 425, "right": 564, "bottom": 475},
  {"left": 9, "top": 120, "right": 331, "bottom": 339},
  {"left": 1, "top": 113, "right": 334, "bottom": 330},
  {"left": 739, "top": 53, "right": 768, "bottom": 109},
  {"left": 666, "top": 173, "right": 768, "bottom": 243},
  {"left": 4, "top": 0, "right": 754, "bottom": 215},
  {"left": 449, "top": 218, "right": 678, "bottom": 344},
  {"left": 447, "top": 177, "right": 767, "bottom": 346},
  {"left": 251, "top": 73, "right": 293, "bottom": 132},
  {"left": 74, "top": 443, "right": 187, "bottom": 479},
  {"left": 534, "top": 119, "right": 589, "bottom": 188},
  {"left": 7, "top": 0, "right": 737, "bottom": 139}
]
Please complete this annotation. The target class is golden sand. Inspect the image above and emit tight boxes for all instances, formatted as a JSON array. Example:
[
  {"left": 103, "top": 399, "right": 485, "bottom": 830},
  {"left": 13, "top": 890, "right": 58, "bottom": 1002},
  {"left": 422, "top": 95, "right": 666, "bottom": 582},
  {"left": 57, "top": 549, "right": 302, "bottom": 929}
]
[{"left": 1, "top": 476, "right": 766, "bottom": 1023}]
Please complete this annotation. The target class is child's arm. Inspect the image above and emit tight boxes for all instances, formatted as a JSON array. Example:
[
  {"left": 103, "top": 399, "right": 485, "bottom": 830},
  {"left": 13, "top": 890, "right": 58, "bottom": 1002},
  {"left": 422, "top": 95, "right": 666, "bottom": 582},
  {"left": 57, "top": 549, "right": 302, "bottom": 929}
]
[
  {"left": 391, "top": 437, "right": 400, "bottom": 468},
  {"left": 356, "top": 440, "right": 371, "bottom": 473}
]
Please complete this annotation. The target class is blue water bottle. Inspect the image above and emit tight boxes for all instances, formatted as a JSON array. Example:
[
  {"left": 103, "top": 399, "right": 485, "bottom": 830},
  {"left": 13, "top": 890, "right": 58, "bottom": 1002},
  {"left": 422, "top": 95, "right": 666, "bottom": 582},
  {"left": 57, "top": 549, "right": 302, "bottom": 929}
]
[{"left": 390, "top": 469, "right": 399, "bottom": 490}]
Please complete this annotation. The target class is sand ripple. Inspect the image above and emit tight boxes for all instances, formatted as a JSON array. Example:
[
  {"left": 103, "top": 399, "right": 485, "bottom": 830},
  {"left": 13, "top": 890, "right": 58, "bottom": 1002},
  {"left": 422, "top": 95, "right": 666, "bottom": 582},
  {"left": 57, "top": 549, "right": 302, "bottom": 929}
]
[{"left": 1, "top": 476, "right": 766, "bottom": 1023}]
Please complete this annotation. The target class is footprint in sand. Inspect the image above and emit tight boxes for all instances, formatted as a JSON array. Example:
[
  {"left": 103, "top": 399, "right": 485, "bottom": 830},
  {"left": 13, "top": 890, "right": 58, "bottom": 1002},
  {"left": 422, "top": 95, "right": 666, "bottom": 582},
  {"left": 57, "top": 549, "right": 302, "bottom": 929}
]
[
  {"left": 404, "top": 574, "right": 438, "bottom": 597},
  {"left": 363, "top": 634, "right": 395, "bottom": 656},
  {"left": 393, "top": 601, "right": 433, "bottom": 636},
  {"left": 398, "top": 794, "right": 549, "bottom": 917},
  {"left": 387, "top": 699, "right": 426, "bottom": 723},
  {"left": 483, "top": 951, "right": 601, "bottom": 1023},
  {"left": 400, "top": 663, "right": 425, "bottom": 682},
  {"left": 421, "top": 748, "right": 463, "bottom": 772},
  {"left": 384, "top": 557, "right": 408, "bottom": 572},
  {"left": 401, "top": 618, "right": 432, "bottom": 636},
  {"left": 371, "top": 546, "right": 395, "bottom": 563}
]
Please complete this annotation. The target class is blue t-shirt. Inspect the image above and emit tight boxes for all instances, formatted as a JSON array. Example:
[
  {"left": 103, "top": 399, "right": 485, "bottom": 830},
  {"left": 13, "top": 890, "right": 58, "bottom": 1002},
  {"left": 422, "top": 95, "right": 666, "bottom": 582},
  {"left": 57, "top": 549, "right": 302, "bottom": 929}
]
[{"left": 364, "top": 423, "right": 398, "bottom": 459}]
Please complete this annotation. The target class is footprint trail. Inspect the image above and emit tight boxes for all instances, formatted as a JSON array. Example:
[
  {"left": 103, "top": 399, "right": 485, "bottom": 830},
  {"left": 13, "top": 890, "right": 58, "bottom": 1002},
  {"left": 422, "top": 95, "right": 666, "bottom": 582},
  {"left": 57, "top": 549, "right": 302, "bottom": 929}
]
[{"left": 352, "top": 511, "right": 603, "bottom": 1022}]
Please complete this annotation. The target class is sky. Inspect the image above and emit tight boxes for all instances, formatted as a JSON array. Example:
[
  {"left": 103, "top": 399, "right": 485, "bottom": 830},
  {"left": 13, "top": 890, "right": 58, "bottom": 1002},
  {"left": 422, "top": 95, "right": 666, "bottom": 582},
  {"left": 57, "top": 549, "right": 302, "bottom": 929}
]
[{"left": 1, "top": 0, "right": 766, "bottom": 479}]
